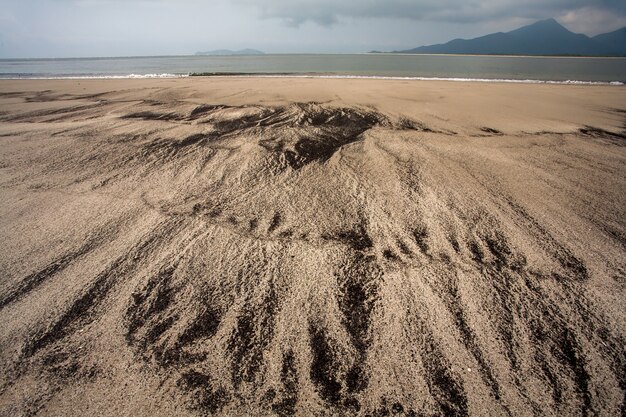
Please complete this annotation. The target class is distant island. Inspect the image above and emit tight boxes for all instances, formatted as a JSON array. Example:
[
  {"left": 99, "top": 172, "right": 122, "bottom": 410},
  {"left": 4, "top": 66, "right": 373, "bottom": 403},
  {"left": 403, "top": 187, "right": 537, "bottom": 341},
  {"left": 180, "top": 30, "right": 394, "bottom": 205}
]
[
  {"left": 383, "top": 19, "right": 626, "bottom": 57},
  {"left": 195, "top": 49, "right": 264, "bottom": 56}
]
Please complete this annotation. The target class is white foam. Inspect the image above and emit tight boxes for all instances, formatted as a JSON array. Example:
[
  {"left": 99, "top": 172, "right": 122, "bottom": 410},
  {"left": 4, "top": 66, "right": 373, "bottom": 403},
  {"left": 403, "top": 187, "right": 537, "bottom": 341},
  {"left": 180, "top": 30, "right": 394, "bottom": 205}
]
[
  {"left": 0, "top": 73, "right": 188, "bottom": 80},
  {"left": 1, "top": 73, "right": 623, "bottom": 86},
  {"left": 222, "top": 74, "right": 625, "bottom": 86}
]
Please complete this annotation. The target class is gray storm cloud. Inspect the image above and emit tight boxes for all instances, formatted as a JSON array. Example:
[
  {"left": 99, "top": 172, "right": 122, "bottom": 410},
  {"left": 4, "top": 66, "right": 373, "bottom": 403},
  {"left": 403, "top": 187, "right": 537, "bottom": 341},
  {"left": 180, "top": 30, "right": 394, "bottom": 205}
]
[
  {"left": 236, "top": 0, "right": 626, "bottom": 26},
  {"left": 1, "top": 0, "right": 625, "bottom": 57}
]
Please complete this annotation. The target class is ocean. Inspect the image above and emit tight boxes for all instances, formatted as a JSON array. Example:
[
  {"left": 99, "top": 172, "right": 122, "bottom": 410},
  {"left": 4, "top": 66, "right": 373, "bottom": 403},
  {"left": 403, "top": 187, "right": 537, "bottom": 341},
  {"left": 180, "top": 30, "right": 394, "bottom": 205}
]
[{"left": 1, "top": 54, "right": 625, "bottom": 84}]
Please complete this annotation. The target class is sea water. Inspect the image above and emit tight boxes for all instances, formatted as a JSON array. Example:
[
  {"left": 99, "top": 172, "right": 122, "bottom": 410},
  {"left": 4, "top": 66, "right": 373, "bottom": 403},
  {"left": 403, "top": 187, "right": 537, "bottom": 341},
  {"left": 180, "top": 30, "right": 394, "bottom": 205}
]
[{"left": 1, "top": 54, "right": 625, "bottom": 84}]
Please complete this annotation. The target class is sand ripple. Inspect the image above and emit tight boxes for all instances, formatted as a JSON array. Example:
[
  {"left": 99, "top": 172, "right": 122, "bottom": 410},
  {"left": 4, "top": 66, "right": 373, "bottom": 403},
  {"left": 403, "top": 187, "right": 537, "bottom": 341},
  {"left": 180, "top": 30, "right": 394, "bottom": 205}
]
[{"left": 0, "top": 83, "right": 625, "bottom": 416}]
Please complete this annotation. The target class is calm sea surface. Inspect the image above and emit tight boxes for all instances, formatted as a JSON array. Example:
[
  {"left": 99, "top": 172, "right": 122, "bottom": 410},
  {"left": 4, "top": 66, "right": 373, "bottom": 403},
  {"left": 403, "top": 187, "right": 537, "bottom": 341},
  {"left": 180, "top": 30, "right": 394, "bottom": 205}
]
[{"left": 1, "top": 54, "right": 625, "bottom": 84}]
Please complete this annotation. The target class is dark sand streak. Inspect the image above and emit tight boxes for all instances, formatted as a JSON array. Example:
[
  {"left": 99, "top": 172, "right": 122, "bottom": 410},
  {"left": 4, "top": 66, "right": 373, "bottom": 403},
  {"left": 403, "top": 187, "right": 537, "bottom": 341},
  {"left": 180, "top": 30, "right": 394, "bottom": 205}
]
[{"left": 0, "top": 80, "right": 624, "bottom": 417}]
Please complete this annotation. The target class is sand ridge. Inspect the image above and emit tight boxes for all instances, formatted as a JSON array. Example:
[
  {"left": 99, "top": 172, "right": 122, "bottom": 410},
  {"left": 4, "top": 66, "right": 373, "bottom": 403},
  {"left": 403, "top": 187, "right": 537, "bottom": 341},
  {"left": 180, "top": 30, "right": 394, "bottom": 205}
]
[{"left": 0, "top": 78, "right": 625, "bottom": 416}]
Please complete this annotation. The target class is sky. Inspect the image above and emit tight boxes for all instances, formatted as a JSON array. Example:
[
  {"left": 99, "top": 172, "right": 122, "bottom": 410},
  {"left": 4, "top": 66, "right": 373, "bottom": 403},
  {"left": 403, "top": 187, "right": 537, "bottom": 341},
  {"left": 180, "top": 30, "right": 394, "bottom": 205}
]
[{"left": 1, "top": 0, "right": 626, "bottom": 58}]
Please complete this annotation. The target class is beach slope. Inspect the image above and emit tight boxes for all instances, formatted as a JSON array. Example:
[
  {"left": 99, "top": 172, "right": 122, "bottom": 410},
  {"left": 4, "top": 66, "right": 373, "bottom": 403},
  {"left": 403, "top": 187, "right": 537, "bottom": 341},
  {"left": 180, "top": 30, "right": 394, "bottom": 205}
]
[{"left": 0, "top": 78, "right": 625, "bottom": 416}]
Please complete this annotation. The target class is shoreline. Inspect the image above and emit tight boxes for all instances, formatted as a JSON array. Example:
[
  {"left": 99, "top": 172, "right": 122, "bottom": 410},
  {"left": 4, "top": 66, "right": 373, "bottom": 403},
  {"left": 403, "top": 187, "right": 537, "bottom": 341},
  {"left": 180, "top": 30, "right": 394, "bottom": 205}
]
[
  {"left": 2, "top": 52, "right": 626, "bottom": 60},
  {"left": 1, "top": 73, "right": 624, "bottom": 85}
]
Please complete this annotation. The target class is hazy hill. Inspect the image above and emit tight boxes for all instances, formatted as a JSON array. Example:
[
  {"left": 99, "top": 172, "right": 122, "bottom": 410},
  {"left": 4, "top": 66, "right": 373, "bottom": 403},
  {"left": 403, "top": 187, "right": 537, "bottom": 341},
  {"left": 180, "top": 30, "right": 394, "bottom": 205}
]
[
  {"left": 592, "top": 27, "right": 626, "bottom": 56},
  {"left": 394, "top": 19, "right": 626, "bottom": 56},
  {"left": 195, "top": 49, "right": 264, "bottom": 56}
]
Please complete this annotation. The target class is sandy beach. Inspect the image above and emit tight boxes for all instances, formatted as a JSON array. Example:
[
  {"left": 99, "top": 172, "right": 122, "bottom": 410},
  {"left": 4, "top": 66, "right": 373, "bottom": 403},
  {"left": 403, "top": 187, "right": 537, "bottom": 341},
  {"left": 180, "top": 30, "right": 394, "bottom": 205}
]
[{"left": 0, "top": 77, "right": 624, "bottom": 416}]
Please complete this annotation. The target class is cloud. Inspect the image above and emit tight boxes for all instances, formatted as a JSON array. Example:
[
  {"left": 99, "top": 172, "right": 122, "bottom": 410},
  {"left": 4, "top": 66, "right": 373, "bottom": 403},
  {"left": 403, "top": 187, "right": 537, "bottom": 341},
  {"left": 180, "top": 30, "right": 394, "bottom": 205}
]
[
  {"left": 559, "top": 6, "right": 626, "bottom": 35},
  {"left": 2, "top": 0, "right": 625, "bottom": 57},
  {"left": 235, "top": 0, "right": 626, "bottom": 29}
]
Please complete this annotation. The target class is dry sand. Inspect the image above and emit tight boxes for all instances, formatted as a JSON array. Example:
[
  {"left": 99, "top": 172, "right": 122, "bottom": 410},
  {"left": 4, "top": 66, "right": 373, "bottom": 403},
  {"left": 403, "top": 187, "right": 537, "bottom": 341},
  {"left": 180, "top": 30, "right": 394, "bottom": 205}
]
[{"left": 0, "top": 77, "right": 624, "bottom": 416}]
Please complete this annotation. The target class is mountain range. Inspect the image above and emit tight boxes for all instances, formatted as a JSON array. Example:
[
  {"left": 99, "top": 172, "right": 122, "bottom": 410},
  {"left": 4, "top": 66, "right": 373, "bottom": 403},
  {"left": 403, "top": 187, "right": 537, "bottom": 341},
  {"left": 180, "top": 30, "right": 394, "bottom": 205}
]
[{"left": 392, "top": 19, "right": 626, "bottom": 56}]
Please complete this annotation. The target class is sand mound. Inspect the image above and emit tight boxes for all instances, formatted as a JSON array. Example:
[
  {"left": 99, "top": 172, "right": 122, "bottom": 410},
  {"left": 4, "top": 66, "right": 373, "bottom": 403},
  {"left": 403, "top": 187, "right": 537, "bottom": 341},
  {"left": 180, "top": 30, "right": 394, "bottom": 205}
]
[{"left": 0, "top": 80, "right": 624, "bottom": 416}]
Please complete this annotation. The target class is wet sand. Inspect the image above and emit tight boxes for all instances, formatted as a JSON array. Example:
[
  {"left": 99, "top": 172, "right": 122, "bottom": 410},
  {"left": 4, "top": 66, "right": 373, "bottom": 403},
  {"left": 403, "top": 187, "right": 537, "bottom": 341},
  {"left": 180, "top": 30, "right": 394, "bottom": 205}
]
[{"left": 0, "top": 77, "right": 625, "bottom": 416}]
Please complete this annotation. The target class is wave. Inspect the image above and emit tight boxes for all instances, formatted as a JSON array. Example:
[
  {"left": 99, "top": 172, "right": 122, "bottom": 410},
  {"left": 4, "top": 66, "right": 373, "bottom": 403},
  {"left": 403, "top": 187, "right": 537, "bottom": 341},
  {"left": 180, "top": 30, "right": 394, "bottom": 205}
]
[
  {"left": 0, "top": 72, "right": 623, "bottom": 85},
  {"left": 0, "top": 73, "right": 188, "bottom": 80},
  {"left": 225, "top": 74, "right": 625, "bottom": 86}
]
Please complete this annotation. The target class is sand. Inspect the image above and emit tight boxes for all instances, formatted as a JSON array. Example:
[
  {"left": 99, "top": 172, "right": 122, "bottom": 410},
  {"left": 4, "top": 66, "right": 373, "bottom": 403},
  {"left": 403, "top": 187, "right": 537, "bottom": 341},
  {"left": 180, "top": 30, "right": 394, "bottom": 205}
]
[{"left": 0, "top": 77, "right": 624, "bottom": 417}]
